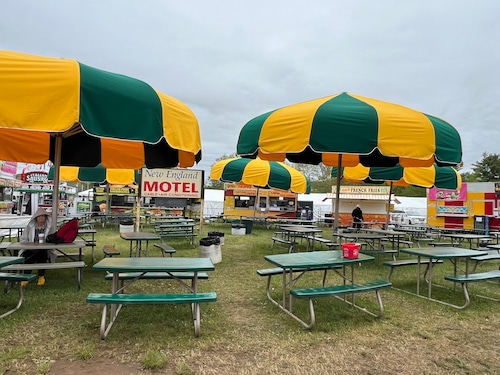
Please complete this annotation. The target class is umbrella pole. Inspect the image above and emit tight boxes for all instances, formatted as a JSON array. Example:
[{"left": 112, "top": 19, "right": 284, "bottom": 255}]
[
  {"left": 199, "top": 197, "right": 204, "bottom": 232},
  {"left": 135, "top": 168, "right": 142, "bottom": 232},
  {"left": 51, "top": 135, "right": 62, "bottom": 232},
  {"left": 385, "top": 182, "right": 393, "bottom": 230},
  {"left": 333, "top": 155, "right": 342, "bottom": 233},
  {"left": 253, "top": 187, "right": 259, "bottom": 219}
]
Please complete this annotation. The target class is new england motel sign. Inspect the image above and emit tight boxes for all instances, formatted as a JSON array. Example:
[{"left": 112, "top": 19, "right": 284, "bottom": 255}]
[{"left": 141, "top": 169, "right": 203, "bottom": 199}]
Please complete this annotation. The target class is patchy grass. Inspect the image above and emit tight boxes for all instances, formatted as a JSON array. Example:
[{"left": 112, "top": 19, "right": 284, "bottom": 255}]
[{"left": 0, "top": 222, "right": 499, "bottom": 375}]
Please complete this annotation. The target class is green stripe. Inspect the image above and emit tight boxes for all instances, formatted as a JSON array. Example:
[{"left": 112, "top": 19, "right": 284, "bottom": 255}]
[
  {"left": 236, "top": 111, "right": 273, "bottom": 156},
  {"left": 79, "top": 63, "right": 162, "bottom": 143},
  {"left": 220, "top": 158, "right": 249, "bottom": 182},
  {"left": 368, "top": 165, "right": 404, "bottom": 181},
  {"left": 268, "top": 162, "right": 292, "bottom": 191},
  {"left": 434, "top": 165, "right": 460, "bottom": 189},
  {"left": 424, "top": 114, "right": 462, "bottom": 166},
  {"left": 78, "top": 165, "right": 107, "bottom": 183},
  {"left": 311, "top": 93, "right": 379, "bottom": 153}
]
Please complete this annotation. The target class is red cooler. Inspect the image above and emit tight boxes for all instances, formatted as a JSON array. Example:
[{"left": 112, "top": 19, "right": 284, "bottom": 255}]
[{"left": 341, "top": 242, "right": 360, "bottom": 259}]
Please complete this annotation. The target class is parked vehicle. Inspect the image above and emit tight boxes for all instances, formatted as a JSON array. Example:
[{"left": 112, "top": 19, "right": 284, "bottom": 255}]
[{"left": 390, "top": 209, "right": 426, "bottom": 226}]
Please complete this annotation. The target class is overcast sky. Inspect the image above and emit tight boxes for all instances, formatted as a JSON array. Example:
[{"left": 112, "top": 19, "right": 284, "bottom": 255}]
[{"left": 2, "top": 1, "right": 499, "bottom": 177}]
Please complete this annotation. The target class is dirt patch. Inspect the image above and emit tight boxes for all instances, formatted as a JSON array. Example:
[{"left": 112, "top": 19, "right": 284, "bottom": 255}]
[{"left": 45, "top": 359, "right": 155, "bottom": 375}]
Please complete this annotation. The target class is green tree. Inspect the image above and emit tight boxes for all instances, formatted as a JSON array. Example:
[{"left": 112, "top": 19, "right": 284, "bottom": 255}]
[
  {"left": 470, "top": 153, "right": 500, "bottom": 181},
  {"left": 460, "top": 170, "right": 479, "bottom": 182}
]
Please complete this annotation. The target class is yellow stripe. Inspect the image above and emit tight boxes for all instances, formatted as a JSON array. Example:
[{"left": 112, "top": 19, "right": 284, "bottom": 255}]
[
  {"left": 343, "top": 165, "right": 370, "bottom": 181},
  {"left": 59, "top": 167, "right": 81, "bottom": 182},
  {"left": 403, "top": 166, "right": 436, "bottom": 187},
  {"left": 156, "top": 90, "right": 201, "bottom": 159},
  {"left": 209, "top": 158, "right": 233, "bottom": 180},
  {"left": 349, "top": 94, "right": 436, "bottom": 161},
  {"left": 106, "top": 169, "right": 136, "bottom": 185},
  {"left": 243, "top": 159, "right": 271, "bottom": 186},
  {"left": 0, "top": 50, "right": 80, "bottom": 131},
  {"left": 281, "top": 162, "right": 308, "bottom": 193},
  {"left": 258, "top": 95, "right": 338, "bottom": 153}
]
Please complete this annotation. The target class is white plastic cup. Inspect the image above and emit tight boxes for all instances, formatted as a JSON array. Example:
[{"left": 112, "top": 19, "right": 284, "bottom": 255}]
[{"left": 38, "top": 233, "right": 44, "bottom": 243}]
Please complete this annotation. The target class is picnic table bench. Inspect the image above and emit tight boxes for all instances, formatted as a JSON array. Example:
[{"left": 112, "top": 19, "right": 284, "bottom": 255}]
[
  {"left": 270, "top": 237, "right": 297, "bottom": 253},
  {"left": 257, "top": 266, "right": 342, "bottom": 301},
  {"left": 0, "top": 272, "right": 37, "bottom": 318},
  {"left": 470, "top": 252, "right": 500, "bottom": 272},
  {"left": 86, "top": 292, "right": 217, "bottom": 339},
  {"left": 304, "top": 235, "right": 340, "bottom": 249},
  {"left": 104, "top": 271, "right": 209, "bottom": 289},
  {"left": 290, "top": 280, "right": 392, "bottom": 329},
  {"left": 383, "top": 259, "right": 444, "bottom": 282},
  {"left": 359, "top": 248, "right": 398, "bottom": 261},
  {"left": 154, "top": 243, "right": 176, "bottom": 257},
  {"left": 444, "top": 270, "right": 500, "bottom": 308},
  {"left": 2, "top": 261, "right": 86, "bottom": 289}
]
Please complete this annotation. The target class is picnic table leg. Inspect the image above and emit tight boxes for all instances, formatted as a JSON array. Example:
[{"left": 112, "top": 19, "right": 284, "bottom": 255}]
[
  {"left": 427, "top": 258, "right": 434, "bottom": 299},
  {"left": 416, "top": 257, "right": 421, "bottom": 296}
]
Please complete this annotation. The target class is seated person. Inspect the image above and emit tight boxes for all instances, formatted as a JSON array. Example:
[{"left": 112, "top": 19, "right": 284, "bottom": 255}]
[{"left": 19, "top": 208, "right": 55, "bottom": 286}]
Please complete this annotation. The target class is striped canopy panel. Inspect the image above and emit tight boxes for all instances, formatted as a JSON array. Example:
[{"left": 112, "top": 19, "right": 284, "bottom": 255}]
[
  {"left": 48, "top": 165, "right": 139, "bottom": 185},
  {"left": 210, "top": 158, "right": 310, "bottom": 194},
  {"left": 0, "top": 50, "right": 202, "bottom": 169},
  {"left": 237, "top": 92, "right": 462, "bottom": 168},
  {"left": 332, "top": 163, "right": 462, "bottom": 190}
]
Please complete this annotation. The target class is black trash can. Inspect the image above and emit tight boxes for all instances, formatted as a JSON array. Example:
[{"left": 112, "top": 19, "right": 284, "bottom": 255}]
[
  {"left": 208, "top": 231, "right": 225, "bottom": 245},
  {"left": 241, "top": 219, "right": 253, "bottom": 234},
  {"left": 119, "top": 218, "right": 134, "bottom": 233},
  {"left": 199, "top": 237, "right": 221, "bottom": 263}
]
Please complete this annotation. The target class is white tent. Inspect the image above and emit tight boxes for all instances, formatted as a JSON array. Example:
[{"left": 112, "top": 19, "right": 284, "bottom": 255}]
[
  {"left": 297, "top": 193, "right": 332, "bottom": 220},
  {"left": 394, "top": 196, "right": 427, "bottom": 214},
  {"left": 203, "top": 189, "right": 224, "bottom": 218},
  {"left": 78, "top": 188, "right": 94, "bottom": 199}
]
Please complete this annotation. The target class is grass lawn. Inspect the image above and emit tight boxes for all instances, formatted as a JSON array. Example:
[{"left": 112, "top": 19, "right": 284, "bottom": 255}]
[{"left": 0, "top": 221, "right": 499, "bottom": 375}]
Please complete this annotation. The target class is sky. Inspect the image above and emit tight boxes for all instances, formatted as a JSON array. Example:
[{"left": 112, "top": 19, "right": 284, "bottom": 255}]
[{"left": 2, "top": 1, "right": 500, "bottom": 178}]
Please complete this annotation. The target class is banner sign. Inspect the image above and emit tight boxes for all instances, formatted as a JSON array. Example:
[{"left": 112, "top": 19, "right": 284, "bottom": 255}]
[
  {"left": 437, "top": 205, "right": 468, "bottom": 216},
  {"left": 428, "top": 183, "right": 467, "bottom": 201},
  {"left": 225, "top": 182, "right": 297, "bottom": 198},
  {"left": 141, "top": 169, "right": 203, "bottom": 198},
  {"left": 94, "top": 186, "right": 136, "bottom": 195},
  {"left": 332, "top": 185, "right": 391, "bottom": 194}
]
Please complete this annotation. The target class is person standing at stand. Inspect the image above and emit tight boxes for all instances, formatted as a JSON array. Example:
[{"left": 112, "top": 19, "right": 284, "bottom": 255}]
[{"left": 351, "top": 204, "right": 363, "bottom": 230}]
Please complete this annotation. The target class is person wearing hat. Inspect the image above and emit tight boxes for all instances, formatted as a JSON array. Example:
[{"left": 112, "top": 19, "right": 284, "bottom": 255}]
[
  {"left": 351, "top": 204, "right": 364, "bottom": 231},
  {"left": 19, "top": 207, "right": 55, "bottom": 286}
]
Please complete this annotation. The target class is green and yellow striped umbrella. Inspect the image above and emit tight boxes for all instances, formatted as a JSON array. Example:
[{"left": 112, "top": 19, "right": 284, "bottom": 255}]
[
  {"left": 210, "top": 158, "right": 310, "bottom": 194},
  {"left": 332, "top": 164, "right": 462, "bottom": 190},
  {"left": 48, "top": 165, "right": 139, "bottom": 185},
  {"left": 237, "top": 92, "right": 462, "bottom": 168},
  {"left": 0, "top": 50, "right": 202, "bottom": 228},
  {"left": 237, "top": 92, "right": 462, "bottom": 231},
  {"left": 0, "top": 50, "right": 202, "bottom": 169}
]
